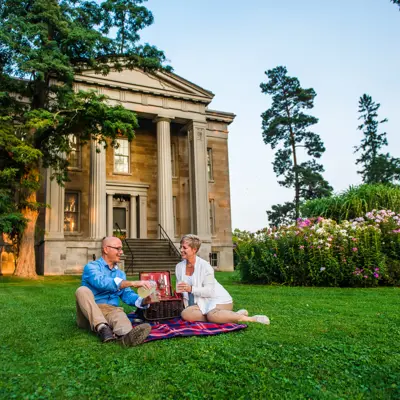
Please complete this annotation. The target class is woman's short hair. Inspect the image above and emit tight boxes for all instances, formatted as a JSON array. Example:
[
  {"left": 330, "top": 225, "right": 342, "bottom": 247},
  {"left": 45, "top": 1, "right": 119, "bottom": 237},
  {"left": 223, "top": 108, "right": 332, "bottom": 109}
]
[{"left": 180, "top": 234, "right": 202, "bottom": 251}]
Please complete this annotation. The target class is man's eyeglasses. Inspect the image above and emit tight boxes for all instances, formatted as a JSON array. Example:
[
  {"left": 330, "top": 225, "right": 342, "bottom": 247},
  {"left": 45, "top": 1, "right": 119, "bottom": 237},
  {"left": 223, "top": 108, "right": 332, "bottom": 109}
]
[{"left": 107, "top": 246, "right": 123, "bottom": 252}]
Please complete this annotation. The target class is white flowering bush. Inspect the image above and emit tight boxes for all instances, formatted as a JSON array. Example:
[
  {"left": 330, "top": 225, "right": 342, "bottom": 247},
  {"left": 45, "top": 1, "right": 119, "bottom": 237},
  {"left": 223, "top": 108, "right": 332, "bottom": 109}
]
[{"left": 235, "top": 210, "right": 400, "bottom": 286}]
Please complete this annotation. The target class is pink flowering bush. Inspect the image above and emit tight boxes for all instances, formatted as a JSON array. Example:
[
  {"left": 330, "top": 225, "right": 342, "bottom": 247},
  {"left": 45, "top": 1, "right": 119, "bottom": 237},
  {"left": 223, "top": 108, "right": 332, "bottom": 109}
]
[{"left": 235, "top": 210, "right": 400, "bottom": 287}]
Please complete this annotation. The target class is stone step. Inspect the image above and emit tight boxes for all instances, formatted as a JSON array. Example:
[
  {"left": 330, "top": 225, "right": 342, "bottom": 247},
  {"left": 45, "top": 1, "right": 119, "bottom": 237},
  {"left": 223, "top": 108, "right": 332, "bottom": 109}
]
[
  {"left": 125, "top": 249, "right": 176, "bottom": 254},
  {"left": 127, "top": 253, "right": 180, "bottom": 257},
  {"left": 125, "top": 260, "right": 180, "bottom": 267},
  {"left": 124, "top": 248, "right": 175, "bottom": 253},
  {"left": 126, "top": 261, "right": 178, "bottom": 266},
  {"left": 125, "top": 241, "right": 171, "bottom": 245},
  {"left": 122, "top": 238, "right": 180, "bottom": 276},
  {"left": 125, "top": 265, "right": 176, "bottom": 275}
]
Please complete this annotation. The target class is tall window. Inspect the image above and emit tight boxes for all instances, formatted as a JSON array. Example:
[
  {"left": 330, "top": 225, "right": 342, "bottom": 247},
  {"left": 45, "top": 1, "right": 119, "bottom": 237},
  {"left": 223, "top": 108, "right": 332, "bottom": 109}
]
[
  {"left": 210, "top": 252, "right": 219, "bottom": 268},
  {"left": 172, "top": 196, "right": 177, "bottom": 236},
  {"left": 207, "top": 148, "right": 214, "bottom": 181},
  {"left": 209, "top": 199, "right": 216, "bottom": 235},
  {"left": 64, "top": 192, "right": 79, "bottom": 232},
  {"left": 114, "top": 138, "right": 129, "bottom": 173},
  {"left": 68, "top": 135, "right": 81, "bottom": 169},
  {"left": 171, "top": 143, "right": 177, "bottom": 177}
]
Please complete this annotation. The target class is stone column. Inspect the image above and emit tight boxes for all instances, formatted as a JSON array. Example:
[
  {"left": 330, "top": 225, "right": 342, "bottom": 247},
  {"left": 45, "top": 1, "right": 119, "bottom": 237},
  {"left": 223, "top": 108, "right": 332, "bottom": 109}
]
[
  {"left": 139, "top": 195, "right": 148, "bottom": 238},
  {"left": 130, "top": 195, "right": 137, "bottom": 239},
  {"left": 89, "top": 140, "right": 106, "bottom": 239},
  {"left": 188, "top": 121, "right": 210, "bottom": 238},
  {"left": 106, "top": 193, "right": 114, "bottom": 237},
  {"left": 155, "top": 117, "right": 174, "bottom": 238},
  {"left": 45, "top": 168, "right": 65, "bottom": 239}
]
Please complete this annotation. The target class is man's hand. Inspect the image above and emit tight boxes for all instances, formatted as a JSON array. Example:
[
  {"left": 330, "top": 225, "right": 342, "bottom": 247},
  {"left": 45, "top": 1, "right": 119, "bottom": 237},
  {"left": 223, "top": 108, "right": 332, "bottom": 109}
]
[
  {"left": 142, "top": 295, "right": 152, "bottom": 305},
  {"left": 119, "top": 280, "right": 153, "bottom": 290},
  {"left": 130, "top": 280, "right": 153, "bottom": 290},
  {"left": 142, "top": 292, "right": 160, "bottom": 305}
]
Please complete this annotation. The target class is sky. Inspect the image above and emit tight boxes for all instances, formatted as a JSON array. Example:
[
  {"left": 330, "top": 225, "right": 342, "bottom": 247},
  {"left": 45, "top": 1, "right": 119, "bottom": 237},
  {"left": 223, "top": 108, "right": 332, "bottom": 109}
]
[{"left": 140, "top": 0, "right": 400, "bottom": 232}]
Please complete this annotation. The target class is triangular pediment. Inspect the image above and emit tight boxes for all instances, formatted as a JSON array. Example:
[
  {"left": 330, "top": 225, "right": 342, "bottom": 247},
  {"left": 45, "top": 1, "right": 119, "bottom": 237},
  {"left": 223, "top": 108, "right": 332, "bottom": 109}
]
[{"left": 74, "top": 68, "right": 214, "bottom": 104}]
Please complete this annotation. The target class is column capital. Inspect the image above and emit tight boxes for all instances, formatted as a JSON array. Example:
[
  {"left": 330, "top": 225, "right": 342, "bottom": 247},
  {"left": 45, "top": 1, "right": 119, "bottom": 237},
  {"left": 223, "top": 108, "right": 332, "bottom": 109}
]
[
  {"left": 187, "top": 120, "right": 207, "bottom": 142},
  {"left": 153, "top": 116, "right": 172, "bottom": 124}
]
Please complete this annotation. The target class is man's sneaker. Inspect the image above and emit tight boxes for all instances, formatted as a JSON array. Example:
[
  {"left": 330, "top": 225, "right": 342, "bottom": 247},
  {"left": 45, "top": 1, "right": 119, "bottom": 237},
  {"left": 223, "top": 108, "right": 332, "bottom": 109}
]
[
  {"left": 97, "top": 325, "right": 115, "bottom": 343},
  {"left": 121, "top": 324, "right": 151, "bottom": 347}
]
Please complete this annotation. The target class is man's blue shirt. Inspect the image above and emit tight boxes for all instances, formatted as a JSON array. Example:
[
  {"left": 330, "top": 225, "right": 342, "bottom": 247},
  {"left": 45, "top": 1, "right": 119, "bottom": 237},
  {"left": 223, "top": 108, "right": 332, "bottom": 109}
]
[{"left": 81, "top": 257, "right": 141, "bottom": 307}]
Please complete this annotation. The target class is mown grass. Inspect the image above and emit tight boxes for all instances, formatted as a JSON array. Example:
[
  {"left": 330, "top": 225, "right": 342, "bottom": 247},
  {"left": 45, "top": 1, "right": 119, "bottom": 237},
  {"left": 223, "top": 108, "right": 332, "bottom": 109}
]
[{"left": 0, "top": 273, "right": 399, "bottom": 399}]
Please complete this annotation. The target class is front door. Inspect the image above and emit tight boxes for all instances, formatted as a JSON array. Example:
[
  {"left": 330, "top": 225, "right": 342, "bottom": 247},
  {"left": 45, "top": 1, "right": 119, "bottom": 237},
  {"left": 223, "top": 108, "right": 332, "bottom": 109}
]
[{"left": 113, "top": 195, "right": 129, "bottom": 238}]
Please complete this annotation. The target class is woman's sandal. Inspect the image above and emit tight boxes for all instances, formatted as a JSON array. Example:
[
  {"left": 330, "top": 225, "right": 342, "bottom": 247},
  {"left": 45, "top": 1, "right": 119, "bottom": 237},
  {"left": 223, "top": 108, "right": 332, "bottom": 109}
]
[{"left": 253, "top": 315, "right": 270, "bottom": 325}]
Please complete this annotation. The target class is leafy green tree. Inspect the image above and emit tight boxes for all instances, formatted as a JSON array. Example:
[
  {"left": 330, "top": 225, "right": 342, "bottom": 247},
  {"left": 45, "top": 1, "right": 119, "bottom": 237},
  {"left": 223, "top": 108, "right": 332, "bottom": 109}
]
[
  {"left": 0, "top": 93, "right": 34, "bottom": 265},
  {"left": 266, "top": 202, "right": 296, "bottom": 228},
  {"left": 354, "top": 94, "right": 400, "bottom": 184},
  {"left": 392, "top": 0, "right": 400, "bottom": 10},
  {"left": 0, "top": 0, "right": 170, "bottom": 278},
  {"left": 260, "top": 66, "right": 332, "bottom": 226}
]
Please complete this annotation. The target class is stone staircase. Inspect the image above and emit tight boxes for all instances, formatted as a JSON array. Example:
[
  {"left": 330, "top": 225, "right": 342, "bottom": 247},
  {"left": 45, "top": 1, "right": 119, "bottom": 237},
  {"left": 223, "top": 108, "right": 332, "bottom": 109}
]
[{"left": 123, "top": 238, "right": 182, "bottom": 275}]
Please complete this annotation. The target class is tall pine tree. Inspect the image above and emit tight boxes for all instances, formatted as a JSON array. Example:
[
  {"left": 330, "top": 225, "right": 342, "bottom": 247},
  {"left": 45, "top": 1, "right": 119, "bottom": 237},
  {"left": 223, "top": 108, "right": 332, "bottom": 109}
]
[
  {"left": 354, "top": 94, "right": 400, "bottom": 184},
  {"left": 260, "top": 66, "right": 332, "bottom": 226},
  {"left": 0, "top": 0, "right": 170, "bottom": 278}
]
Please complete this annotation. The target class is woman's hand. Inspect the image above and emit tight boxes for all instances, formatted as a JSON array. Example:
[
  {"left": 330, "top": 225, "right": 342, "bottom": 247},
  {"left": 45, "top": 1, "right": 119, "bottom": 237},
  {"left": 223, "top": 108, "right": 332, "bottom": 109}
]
[{"left": 177, "top": 282, "right": 192, "bottom": 293}]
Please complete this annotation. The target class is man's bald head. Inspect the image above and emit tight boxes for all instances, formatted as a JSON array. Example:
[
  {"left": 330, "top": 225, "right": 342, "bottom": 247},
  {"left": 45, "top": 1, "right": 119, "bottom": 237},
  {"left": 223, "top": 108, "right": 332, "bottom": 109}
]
[
  {"left": 102, "top": 236, "right": 119, "bottom": 250},
  {"left": 101, "top": 237, "right": 123, "bottom": 268}
]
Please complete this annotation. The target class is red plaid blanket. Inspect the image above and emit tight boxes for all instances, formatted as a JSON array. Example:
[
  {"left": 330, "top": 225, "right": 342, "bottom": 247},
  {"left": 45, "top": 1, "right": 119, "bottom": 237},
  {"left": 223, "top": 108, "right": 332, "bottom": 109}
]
[{"left": 128, "top": 313, "right": 247, "bottom": 342}]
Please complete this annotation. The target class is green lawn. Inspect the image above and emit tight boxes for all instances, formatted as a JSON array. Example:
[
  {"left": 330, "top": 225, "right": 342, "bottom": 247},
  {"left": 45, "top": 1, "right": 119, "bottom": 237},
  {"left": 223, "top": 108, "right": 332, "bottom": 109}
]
[{"left": 0, "top": 273, "right": 399, "bottom": 399}]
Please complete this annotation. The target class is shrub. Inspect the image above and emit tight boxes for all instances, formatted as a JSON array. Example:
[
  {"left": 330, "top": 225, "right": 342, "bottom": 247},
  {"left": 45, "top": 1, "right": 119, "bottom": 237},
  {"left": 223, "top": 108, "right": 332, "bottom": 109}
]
[
  {"left": 235, "top": 210, "right": 400, "bottom": 287},
  {"left": 113, "top": 230, "right": 126, "bottom": 240},
  {"left": 301, "top": 184, "right": 400, "bottom": 222}
]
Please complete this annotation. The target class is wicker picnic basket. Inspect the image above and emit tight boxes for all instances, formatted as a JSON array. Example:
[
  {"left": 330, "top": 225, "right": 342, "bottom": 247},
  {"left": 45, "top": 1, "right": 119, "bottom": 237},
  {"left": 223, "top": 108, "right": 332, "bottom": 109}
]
[{"left": 139, "top": 271, "right": 184, "bottom": 321}]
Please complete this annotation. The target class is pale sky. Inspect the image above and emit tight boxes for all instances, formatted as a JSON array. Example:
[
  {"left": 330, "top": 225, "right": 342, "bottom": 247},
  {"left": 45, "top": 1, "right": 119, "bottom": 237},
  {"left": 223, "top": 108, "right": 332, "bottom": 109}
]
[{"left": 141, "top": 0, "right": 400, "bottom": 231}]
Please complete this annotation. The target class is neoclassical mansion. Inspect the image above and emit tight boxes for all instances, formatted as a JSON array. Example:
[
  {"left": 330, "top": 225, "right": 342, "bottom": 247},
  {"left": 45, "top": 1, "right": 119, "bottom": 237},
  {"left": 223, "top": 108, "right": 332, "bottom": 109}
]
[{"left": 34, "top": 68, "right": 235, "bottom": 275}]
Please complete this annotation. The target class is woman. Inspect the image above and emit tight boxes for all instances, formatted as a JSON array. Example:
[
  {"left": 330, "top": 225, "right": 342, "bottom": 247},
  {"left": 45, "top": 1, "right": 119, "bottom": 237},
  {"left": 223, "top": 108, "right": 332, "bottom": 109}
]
[{"left": 176, "top": 234, "right": 270, "bottom": 325}]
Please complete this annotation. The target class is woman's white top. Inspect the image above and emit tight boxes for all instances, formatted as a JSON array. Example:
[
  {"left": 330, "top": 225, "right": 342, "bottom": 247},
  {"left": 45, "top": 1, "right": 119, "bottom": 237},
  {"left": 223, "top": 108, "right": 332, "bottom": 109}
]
[
  {"left": 184, "top": 274, "right": 194, "bottom": 286},
  {"left": 175, "top": 256, "right": 232, "bottom": 314}
]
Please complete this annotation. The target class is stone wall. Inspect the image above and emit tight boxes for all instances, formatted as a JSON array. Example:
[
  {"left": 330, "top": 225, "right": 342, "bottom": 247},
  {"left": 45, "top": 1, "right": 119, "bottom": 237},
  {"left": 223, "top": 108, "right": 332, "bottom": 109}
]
[{"left": 105, "top": 122, "right": 159, "bottom": 238}]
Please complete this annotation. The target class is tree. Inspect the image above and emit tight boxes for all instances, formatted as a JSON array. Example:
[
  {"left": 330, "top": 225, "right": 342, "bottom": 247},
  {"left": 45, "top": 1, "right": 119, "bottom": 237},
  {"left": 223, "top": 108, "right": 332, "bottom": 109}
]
[
  {"left": 260, "top": 66, "right": 332, "bottom": 226},
  {"left": 266, "top": 202, "right": 296, "bottom": 228},
  {"left": 0, "top": 0, "right": 170, "bottom": 278},
  {"left": 392, "top": 0, "right": 400, "bottom": 10},
  {"left": 354, "top": 94, "right": 400, "bottom": 184}
]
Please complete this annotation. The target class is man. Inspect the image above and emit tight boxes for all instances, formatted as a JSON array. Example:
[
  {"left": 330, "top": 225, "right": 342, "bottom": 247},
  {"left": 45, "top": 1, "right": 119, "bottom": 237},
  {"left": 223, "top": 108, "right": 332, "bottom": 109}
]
[{"left": 75, "top": 236, "right": 153, "bottom": 346}]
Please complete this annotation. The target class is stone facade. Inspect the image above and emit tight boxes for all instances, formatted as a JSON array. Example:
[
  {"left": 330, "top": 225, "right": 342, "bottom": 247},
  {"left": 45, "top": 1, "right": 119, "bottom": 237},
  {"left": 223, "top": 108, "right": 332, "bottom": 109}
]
[{"left": 34, "top": 69, "right": 235, "bottom": 275}]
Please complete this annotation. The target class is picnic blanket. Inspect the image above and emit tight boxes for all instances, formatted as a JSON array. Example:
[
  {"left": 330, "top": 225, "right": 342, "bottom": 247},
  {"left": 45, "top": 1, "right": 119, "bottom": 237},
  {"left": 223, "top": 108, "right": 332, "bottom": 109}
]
[{"left": 127, "top": 313, "right": 247, "bottom": 343}]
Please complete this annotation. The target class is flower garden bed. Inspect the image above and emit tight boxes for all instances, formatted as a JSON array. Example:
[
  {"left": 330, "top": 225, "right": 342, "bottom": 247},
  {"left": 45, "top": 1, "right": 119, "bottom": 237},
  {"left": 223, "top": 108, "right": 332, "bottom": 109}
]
[{"left": 235, "top": 210, "right": 400, "bottom": 286}]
